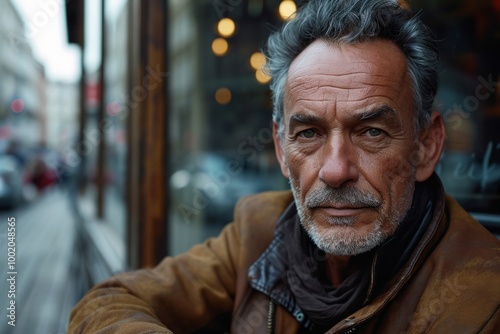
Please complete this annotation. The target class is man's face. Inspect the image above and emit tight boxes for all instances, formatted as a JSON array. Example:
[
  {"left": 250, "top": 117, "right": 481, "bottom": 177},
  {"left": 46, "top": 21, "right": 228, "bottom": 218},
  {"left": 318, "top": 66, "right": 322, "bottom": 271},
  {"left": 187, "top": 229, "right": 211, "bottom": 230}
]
[{"left": 274, "top": 39, "right": 421, "bottom": 256}]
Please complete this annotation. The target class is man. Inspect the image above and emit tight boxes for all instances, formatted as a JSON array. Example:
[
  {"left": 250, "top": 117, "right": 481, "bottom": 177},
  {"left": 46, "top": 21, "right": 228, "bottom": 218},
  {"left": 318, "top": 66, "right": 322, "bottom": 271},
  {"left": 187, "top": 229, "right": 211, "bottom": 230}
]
[{"left": 68, "top": 0, "right": 500, "bottom": 333}]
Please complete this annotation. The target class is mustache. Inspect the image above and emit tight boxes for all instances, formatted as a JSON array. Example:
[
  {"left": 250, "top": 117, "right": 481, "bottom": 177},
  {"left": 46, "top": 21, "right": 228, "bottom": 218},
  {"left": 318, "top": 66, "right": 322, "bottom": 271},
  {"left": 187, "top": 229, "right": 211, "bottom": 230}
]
[{"left": 305, "top": 186, "right": 381, "bottom": 209}]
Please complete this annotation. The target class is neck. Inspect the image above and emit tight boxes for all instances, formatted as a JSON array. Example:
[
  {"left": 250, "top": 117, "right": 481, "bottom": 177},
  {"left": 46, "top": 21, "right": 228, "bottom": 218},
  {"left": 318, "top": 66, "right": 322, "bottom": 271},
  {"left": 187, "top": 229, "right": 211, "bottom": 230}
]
[{"left": 325, "top": 254, "right": 365, "bottom": 288}]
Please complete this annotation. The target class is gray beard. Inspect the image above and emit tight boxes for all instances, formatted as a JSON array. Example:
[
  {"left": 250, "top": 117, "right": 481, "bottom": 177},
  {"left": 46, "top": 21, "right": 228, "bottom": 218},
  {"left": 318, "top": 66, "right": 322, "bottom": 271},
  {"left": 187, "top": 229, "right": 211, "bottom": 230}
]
[{"left": 289, "top": 173, "right": 415, "bottom": 256}]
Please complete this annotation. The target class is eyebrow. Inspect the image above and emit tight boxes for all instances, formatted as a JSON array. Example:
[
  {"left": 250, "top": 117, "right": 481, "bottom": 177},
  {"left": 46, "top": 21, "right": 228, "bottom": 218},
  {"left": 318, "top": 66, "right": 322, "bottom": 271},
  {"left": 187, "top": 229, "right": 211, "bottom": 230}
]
[
  {"left": 288, "top": 114, "right": 323, "bottom": 133},
  {"left": 287, "top": 104, "right": 400, "bottom": 133},
  {"left": 355, "top": 104, "right": 397, "bottom": 122}
]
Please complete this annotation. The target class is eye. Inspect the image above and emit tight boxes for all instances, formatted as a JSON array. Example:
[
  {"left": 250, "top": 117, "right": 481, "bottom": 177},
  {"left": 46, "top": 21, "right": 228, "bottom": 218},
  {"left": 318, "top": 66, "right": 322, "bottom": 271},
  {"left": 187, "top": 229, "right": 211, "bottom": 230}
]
[
  {"left": 298, "top": 129, "right": 316, "bottom": 138},
  {"left": 365, "top": 128, "right": 383, "bottom": 137}
]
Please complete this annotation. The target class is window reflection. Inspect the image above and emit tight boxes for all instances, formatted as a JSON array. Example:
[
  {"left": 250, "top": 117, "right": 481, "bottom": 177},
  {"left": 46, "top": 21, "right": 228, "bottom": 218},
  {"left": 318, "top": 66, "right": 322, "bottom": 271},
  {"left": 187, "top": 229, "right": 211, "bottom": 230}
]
[
  {"left": 168, "top": 0, "right": 290, "bottom": 254},
  {"left": 412, "top": 0, "right": 500, "bottom": 216}
]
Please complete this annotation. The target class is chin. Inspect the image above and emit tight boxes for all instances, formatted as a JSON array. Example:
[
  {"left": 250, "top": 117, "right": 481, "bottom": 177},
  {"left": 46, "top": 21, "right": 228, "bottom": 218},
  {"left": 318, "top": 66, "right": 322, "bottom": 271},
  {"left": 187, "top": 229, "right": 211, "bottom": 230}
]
[{"left": 302, "top": 218, "right": 391, "bottom": 256}]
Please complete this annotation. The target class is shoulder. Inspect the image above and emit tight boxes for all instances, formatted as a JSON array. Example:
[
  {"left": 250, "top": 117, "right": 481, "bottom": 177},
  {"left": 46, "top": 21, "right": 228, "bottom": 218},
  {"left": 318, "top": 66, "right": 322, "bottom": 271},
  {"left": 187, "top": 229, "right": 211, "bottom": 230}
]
[
  {"left": 234, "top": 190, "right": 294, "bottom": 222},
  {"left": 439, "top": 195, "right": 500, "bottom": 289},
  {"left": 436, "top": 195, "right": 500, "bottom": 273},
  {"left": 231, "top": 190, "right": 294, "bottom": 259},
  {"left": 399, "top": 196, "right": 499, "bottom": 332},
  {"left": 418, "top": 195, "right": 500, "bottom": 330},
  {"left": 233, "top": 190, "right": 294, "bottom": 233},
  {"left": 443, "top": 195, "right": 500, "bottom": 248}
]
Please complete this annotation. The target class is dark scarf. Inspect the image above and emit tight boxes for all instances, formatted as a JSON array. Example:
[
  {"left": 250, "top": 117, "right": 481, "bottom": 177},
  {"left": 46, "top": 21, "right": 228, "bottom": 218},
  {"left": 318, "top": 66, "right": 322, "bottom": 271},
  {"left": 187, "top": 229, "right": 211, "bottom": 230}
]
[
  {"left": 249, "top": 178, "right": 438, "bottom": 333},
  {"left": 286, "top": 179, "right": 436, "bottom": 332}
]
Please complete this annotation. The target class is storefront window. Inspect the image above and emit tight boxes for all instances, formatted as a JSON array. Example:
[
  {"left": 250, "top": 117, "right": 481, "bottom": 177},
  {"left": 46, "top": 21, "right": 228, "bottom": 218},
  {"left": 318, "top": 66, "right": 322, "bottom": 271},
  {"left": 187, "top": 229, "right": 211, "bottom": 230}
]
[
  {"left": 168, "top": 0, "right": 289, "bottom": 254},
  {"left": 167, "top": 0, "right": 500, "bottom": 255},
  {"left": 412, "top": 1, "right": 500, "bottom": 227}
]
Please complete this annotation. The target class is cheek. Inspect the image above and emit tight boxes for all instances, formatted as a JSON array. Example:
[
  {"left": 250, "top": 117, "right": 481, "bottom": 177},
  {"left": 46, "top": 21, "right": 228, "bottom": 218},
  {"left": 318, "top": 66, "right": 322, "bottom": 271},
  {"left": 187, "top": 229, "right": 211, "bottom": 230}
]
[
  {"left": 386, "top": 147, "right": 419, "bottom": 182},
  {"left": 286, "top": 149, "right": 320, "bottom": 188},
  {"left": 359, "top": 149, "right": 416, "bottom": 199}
]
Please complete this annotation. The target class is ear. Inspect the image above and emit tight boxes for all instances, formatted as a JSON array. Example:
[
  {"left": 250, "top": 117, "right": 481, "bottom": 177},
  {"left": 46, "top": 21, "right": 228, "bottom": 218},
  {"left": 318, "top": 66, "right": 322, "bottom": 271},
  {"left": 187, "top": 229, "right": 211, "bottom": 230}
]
[
  {"left": 273, "top": 122, "right": 290, "bottom": 178},
  {"left": 415, "top": 111, "right": 446, "bottom": 182}
]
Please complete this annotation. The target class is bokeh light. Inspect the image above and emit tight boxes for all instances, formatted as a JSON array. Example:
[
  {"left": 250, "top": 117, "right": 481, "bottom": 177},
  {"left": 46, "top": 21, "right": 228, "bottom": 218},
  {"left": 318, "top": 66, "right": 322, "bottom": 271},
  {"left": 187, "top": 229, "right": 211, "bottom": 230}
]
[
  {"left": 212, "top": 38, "right": 229, "bottom": 56},
  {"left": 255, "top": 69, "right": 271, "bottom": 84},
  {"left": 279, "top": 0, "right": 297, "bottom": 20},
  {"left": 215, "top": 87, "right": 232, "bottom": 105},
  {"left": 217, "top": 18, "right": 236, "bottom": 38},
  {"left": 106, "top": 101, "right": 122, "bottom": 116},
  {"left": 10, "top": 98, "right": 25, "bottom": 113},
  {"left": 250, "top": 52, "right": 266, "bottom": 71}
]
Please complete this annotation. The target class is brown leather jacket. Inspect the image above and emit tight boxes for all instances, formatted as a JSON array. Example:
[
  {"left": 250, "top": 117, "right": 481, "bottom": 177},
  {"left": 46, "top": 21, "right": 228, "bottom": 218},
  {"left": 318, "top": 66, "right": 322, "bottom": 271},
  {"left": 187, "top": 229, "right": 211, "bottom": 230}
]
[{"left": 69, "top": 191, "right": 500, "bottom": 333}]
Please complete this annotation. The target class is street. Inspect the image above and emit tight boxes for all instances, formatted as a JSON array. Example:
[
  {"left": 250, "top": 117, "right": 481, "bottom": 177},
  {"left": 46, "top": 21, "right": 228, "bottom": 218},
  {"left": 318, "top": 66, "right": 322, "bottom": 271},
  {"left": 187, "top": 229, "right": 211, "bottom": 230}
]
[{"left": 0, "top": 187, "right": 80, "bottom": 334}]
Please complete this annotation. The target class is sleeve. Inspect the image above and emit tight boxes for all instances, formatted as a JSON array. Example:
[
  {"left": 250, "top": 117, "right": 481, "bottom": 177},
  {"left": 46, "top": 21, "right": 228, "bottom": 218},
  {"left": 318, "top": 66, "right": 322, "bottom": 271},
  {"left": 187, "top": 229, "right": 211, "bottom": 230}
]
[
  {"left": 67, "top": 222, "right": 241, "bottom": 334},
  {"left": 479, "top": 305, "right": 500, "bottom": 334}
]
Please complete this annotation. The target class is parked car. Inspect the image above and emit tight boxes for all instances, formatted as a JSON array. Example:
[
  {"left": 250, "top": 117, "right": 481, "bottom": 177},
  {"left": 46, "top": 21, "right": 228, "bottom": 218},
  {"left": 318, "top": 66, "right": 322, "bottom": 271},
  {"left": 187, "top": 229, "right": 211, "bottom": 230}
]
[
  {"left": 170, "top": 152, "right": 287, "bottom": 225},
  {"left": 0, "top": 155, "right": 24, "bottom": 208}
]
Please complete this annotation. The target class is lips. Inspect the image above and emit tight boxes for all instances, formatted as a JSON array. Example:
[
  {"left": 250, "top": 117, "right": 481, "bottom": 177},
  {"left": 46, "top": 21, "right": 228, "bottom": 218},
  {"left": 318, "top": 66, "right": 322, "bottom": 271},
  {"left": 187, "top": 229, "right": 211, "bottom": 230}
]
[{"left": 313, "top": 205, "right": 369, "bottom": 217}]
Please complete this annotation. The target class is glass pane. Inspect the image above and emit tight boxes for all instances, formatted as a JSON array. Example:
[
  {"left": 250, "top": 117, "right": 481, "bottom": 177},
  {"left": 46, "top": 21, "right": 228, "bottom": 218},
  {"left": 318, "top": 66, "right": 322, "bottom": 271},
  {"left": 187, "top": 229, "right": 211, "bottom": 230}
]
[
  {"left": 103, "top": 1, "right": 129, "bottom": 240},
  {"left": 167, "top": 0, "right": 289, "bottom": 255},
  {"left": 413, "top": 1, "right": 500, "bottom": 220}
]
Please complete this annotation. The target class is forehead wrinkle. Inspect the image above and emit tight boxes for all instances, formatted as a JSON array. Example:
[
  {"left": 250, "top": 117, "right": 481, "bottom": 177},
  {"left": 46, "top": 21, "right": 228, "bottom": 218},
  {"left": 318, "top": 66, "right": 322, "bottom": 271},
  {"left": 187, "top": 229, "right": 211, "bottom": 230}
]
[
  {"left": 291, "top": 87, "right": 398, "bottom": 104},
  {"left": 287, "top": 71, "right": 380, "bottom": 89},
  {"left": 288, "top": 81, "right": 321, "bottom": 96},
  {"left": 287, "top": 75, "right": 403, "bottom": 105},
  {"left": 359, "top": 82, "right": 400, "bottom": 90},
  {"left": 289, "top": 71, "right": 374, "bottom": 79}
]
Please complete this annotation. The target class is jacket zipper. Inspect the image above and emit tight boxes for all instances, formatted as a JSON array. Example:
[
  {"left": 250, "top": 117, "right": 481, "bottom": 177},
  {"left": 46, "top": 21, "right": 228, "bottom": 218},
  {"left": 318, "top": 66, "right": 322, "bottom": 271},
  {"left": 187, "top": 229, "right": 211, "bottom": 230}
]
[
  {"left": 267, "top": 300, "right": 275, "bottom": 334},
  {"left": 266, "top": 302, "right": 358, "bottom": 334}
]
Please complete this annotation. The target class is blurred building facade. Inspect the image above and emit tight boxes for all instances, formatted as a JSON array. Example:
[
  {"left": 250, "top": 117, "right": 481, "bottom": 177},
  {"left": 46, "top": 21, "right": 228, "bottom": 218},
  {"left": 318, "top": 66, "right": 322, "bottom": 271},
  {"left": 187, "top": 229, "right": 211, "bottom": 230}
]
[
  {"left": 45, "top": 81, "right": 79, "bottom": 150},
  {"left": 0, "top": 0, "right": 46, "bottom": 150}
]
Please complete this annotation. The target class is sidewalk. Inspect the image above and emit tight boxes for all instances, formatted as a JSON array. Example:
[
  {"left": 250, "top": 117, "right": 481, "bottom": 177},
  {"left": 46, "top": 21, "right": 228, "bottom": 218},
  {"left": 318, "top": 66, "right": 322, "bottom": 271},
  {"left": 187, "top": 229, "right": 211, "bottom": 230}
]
[{"left": 0, "top": 186, "right": 81, "bottom": 334}]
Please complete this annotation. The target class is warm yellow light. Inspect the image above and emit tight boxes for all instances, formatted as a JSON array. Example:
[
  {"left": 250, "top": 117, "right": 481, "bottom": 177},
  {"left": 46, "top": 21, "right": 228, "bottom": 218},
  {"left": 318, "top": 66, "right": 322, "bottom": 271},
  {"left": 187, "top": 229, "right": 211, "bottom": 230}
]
[
  {"left": 255, "top": 69, "right": 271, "bottom": 84},
  {"left": 279, "top": 0, "right": 297, "bottom": 20},
  {"left": 250, "top": 52, "right": 266, "bottom": 70},
  {"left": 212, "top": 38, "right": 229, "bottom": 56},
  {"left": 217, "top": 18, "right": 236, "bottom": 37},
  {"left": 215, "top": 87, "right": 232, "bottom": 105}
]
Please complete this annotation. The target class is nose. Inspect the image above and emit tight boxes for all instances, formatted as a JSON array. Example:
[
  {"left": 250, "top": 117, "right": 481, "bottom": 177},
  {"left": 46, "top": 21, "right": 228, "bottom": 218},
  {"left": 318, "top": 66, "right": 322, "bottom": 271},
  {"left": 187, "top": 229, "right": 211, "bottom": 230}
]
[{"left": 318, "top": 134, "right": 359, "bottom": 188}]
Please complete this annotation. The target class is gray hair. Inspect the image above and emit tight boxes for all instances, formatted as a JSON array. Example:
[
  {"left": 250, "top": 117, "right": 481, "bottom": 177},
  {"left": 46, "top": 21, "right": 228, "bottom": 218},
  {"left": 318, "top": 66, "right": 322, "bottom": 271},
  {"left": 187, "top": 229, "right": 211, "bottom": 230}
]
[{"left": 265, "top": 0, "right": 438, "bottom": 138}]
